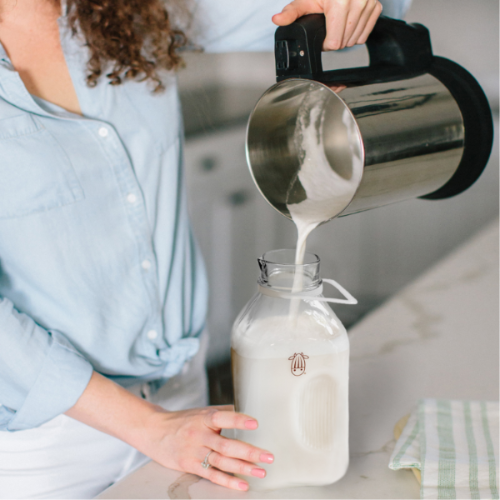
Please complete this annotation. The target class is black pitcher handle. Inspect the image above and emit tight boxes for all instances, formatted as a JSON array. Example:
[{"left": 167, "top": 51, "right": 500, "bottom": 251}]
[{"left": 275, "top": 14, "right": 434, "bottom": 84}]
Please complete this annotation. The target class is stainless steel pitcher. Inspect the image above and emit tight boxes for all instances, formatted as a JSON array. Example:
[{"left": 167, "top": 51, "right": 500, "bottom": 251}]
[{"left": 246, "top": 15, "right": 493, "bottom": 221}]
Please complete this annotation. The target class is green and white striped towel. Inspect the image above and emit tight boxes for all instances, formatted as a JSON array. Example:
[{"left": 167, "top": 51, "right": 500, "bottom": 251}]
[{"left": 389, "top": 399, "right": 499, "bottom": 499}]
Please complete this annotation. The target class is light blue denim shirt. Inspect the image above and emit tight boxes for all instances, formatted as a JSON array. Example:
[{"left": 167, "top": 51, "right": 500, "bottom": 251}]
[{"left": 0, "top": 0, "right": 411, "bottom": 432}]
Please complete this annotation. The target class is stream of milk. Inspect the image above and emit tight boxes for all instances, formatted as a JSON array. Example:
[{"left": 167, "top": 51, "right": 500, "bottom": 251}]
[{"left": 287, "top": 90, "right": 363, "bottom": 315}]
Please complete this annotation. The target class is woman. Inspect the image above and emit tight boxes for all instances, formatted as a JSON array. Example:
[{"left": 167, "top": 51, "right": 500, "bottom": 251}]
[{"left": 0, "top": 0, "right": 410, "bottom": 497}]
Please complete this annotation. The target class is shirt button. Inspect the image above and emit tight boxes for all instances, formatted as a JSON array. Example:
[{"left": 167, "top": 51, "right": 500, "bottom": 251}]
[
  {"left": 126, "top": 193, "right": 137, "bottom": 204},
  {"left": 98, "top": 127, "right": 109, "bottom": 137},
  {"left": 141, "top": 259, "right": 151, "bottom": 270},
  {"left": 147, "top": 330, "right": 158, "bottom": 340}
]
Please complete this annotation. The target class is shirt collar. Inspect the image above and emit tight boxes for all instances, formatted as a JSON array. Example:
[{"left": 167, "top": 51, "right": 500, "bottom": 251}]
[
  {"left": 0, "top": 40, "right": 12, "bottom": 67},
  {"left": 60, "top": 0, "right": 69, "bottom": 17}
]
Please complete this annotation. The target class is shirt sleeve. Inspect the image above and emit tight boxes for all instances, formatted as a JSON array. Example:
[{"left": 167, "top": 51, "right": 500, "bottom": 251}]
[
  {"left": 0, "top": 297, "right": 93, "bottom": 432},
  {"left": 379, "top": 0, "right": 413, "bottom": 19},
  {"left": 190, "top": 0, "right": 289, "bottom": 53},
  {"left": 191, "top": 0, "right": 413, "bottom": 54}
]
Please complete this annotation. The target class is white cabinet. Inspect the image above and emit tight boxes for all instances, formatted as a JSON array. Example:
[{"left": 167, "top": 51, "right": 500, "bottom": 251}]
[{"left": 184, "top": 126, "right": 283, "bottom": 365}]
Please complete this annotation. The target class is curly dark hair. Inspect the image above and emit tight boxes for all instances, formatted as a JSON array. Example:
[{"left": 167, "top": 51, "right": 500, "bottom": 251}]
[{"left": 66, "top": 0, "right": 190, "bottom": 92}]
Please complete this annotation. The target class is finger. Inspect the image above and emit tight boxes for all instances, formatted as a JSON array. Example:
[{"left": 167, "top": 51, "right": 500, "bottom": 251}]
[
  {"left": 205, "top": 409, "right": 258, "bottom": 431},
  {"left": 329, "top": 84, "right": 347, "bottom": 93},
  {"left": 272, "top": 0, "right": 323, "bottom": 26},
  {"left": 357, "top": 0, "right": 382, "bottom": 45},
  {"left": 341, "top": 0, "right": 369, "bottom": 49},
  {"left": 211, "top": 405, "right": 234, "bottom": 412},
  {"left": 346, "top": 0, "right": 375, "bottom": 47},
  {"left": 195, "top": 460, "right": 250, "bottom": 491},
  {"left": 208, "top": 451, "right": 267, "bottom": 479},
  {"left": 211, "top": 435, "right": 274, "bottom": 465},
  {"left": 323, "top": 0, "right": 350, "bottom": 51}
]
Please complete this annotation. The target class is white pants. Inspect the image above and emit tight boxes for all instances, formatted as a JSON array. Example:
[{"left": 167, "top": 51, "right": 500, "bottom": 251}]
[{"left": 0, "top": 335, "right": 209, "bottom": 499}]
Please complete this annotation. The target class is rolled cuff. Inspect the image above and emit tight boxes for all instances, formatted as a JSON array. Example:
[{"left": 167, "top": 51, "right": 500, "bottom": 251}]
[{"left": 4, "top": 331, "right": 93, "bottom": 432}]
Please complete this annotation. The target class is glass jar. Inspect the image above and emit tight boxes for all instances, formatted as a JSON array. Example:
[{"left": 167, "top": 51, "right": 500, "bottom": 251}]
[{"left": 231, "top": 249, "right": 355, "bottom": 490}]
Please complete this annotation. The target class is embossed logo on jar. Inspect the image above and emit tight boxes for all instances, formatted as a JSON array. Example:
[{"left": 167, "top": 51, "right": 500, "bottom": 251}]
[{"left": 288, "top": 352, "right": 309, "bottom": 376}]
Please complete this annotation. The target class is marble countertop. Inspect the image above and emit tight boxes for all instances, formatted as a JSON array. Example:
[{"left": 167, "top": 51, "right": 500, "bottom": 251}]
[{"left": 98, "top": 219, "right": 499, "bottom": 499}]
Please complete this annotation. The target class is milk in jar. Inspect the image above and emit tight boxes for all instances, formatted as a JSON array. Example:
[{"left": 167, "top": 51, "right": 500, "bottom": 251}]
[{"left": 231, "top": 250, "right": 350, "bottom": 490}]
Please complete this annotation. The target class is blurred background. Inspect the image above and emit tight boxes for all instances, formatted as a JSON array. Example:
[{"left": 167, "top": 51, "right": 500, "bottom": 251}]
[{"left": 177, "top": 0, "right": 499, "bottom": 402}]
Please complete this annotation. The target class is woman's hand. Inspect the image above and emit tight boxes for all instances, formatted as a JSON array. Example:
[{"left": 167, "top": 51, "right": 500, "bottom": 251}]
[
  {"left": 66, "top": 372, "right": 272, "bottom": 492},
  {"left": 273, "top": 0, "right": 383, "bottom": 50},
  {"left": 136, "top": 405, "right": 273, "bottom": 491}
]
